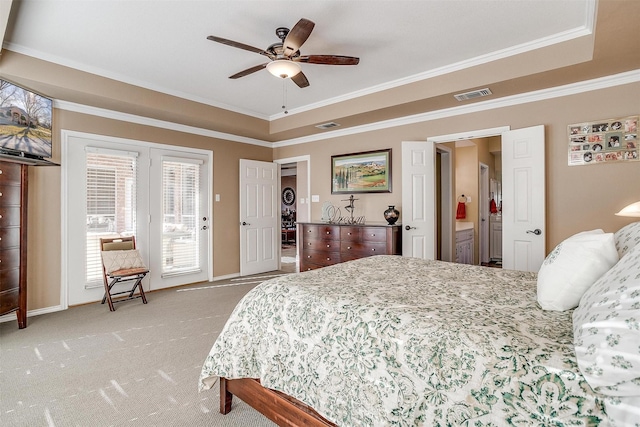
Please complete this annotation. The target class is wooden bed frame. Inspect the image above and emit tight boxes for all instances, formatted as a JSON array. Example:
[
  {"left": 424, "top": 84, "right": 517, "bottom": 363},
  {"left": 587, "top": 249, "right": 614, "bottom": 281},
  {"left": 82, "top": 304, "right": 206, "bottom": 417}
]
[{"left": 220, "top": 377, "right": 337, "bottom": 427}]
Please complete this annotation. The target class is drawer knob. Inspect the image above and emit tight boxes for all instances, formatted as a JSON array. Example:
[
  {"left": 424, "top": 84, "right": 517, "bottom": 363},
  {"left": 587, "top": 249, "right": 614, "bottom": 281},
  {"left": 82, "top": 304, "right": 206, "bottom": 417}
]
[
  {"left": 371, "top": 234, "right": 376, "bottom": 237},
  {"left": 326, "top": 231, "right": 330, "bottom": 234},
  {"left": 307, "top": 255, "right": 311, "bottom": 258},
  {"left": 347, "top": 246, "right": 351, "bottom": 249},
  {"left": 326, "top": 244, "right": 330, "bottom": 247},
  {"left": 307, "top": 242, "right": 311, "bottom": 246},
  {"left": 348, "top": 232, "right": 352, "bottom": 235},
  {"left": 326, "top": 257, "right": 331, "bottom": 261},
  {"left": 371, "top": 248, "right": 376, "bottom": 251},
  {"left": 0, "top": 192, "right": 2, "bottom": 197}
]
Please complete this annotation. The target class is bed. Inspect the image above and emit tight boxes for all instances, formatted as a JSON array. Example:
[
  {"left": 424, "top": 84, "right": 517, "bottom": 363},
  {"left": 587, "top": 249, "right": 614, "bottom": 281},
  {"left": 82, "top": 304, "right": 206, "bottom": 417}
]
[{"left": 200, "top": 223, "right": 640, "bottom": 426}]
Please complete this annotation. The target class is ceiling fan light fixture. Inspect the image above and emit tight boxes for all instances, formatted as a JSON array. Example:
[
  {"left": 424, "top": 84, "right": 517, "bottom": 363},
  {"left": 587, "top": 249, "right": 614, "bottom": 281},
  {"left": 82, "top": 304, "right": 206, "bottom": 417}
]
[{"left": 266, "top": 60, "right": 301, "bottom": 79}]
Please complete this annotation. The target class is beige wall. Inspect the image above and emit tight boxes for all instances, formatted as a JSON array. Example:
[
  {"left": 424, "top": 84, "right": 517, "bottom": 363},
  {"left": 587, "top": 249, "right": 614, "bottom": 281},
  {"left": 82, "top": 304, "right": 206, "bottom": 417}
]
[
  {"left": 12, "top": 74, "right": 640, "bottom": 315},
  {"left": 275, "top": 81, "right": 640, "bottom": 252}
]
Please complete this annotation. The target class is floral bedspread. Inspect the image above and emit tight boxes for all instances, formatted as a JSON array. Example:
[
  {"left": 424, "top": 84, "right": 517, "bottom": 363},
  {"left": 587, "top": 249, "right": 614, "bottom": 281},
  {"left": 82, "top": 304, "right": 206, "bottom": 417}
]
[{"left": 200, "top": 255, "right": 610, "bottom": 426}]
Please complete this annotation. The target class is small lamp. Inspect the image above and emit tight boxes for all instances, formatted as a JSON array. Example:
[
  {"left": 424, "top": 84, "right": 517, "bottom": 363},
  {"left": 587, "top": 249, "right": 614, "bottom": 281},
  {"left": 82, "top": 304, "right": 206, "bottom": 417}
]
[
  {"left": 615, "top": 201, "right": 640, "bottom": 217},
  {"left": 266, "top": 60, "right": 301, "bottom": 79}
]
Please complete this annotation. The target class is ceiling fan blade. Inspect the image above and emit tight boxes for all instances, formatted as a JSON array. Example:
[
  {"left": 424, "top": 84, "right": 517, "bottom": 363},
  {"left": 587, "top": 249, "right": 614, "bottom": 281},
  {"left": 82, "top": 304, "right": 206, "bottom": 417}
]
[
  {"left": 229, "top": 63, "right": 268, "bottom": 79},
  {"left": 282, "top": 18, "right": 315, "bottom": 57},
  {"left": 295, "top": 55, "right": 360, "bottom": 65},
  {"left": 207, "top": 36, "right": 274, "bottom": 59},
  {"left": 291, "top": 71, "right": 310, "bottom": 88}
]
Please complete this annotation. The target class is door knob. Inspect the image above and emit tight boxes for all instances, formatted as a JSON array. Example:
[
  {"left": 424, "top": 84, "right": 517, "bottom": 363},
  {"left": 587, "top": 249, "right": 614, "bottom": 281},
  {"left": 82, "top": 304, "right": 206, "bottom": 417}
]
[
  {"left": 405, "top": 225, "right": 416, "bottom": 230},
  {"left": 241, "top": 221, "right": 250, "bottom": 226},
  {"left": 526, "top": 228, "right": 542, "bottom": 235}
]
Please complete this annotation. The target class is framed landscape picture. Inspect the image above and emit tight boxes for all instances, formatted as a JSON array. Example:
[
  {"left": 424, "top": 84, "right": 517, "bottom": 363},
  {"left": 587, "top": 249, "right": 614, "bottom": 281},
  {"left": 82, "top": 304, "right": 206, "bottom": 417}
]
[{"left": 331, "top": 149, "right": 391, "bottom": 194}]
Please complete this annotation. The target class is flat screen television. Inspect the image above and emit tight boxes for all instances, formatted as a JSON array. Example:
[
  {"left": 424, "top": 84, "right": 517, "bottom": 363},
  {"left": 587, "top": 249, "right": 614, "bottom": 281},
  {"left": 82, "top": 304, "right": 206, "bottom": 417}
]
[{"left": 0, "top": 79, "right": 53, "bottom": 161}]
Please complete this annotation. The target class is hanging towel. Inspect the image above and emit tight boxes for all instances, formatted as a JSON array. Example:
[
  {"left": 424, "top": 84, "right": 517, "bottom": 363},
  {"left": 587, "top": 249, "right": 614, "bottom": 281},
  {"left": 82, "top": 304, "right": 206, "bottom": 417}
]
[
  {"left": 490, "top": 198, "right": 498, "bottom": 214},
  {"left": 456, "top": 201, "right": 466, "bottom": 219}
]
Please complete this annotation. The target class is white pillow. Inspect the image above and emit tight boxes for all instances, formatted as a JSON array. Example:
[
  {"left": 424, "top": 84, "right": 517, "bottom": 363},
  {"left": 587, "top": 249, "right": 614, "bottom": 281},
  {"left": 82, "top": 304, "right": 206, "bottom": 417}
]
[
  {"left": 573, "top": 243, "right": 640, "bottom": 396},
  {"left": 101, "top": 249, "right": 147, "bottom": 274},
  {"left": 537, "top": 229, "right": 618, "bottom": 311},
  {"left": 614, "top": 221, "right": 640, "bottom": 259}
]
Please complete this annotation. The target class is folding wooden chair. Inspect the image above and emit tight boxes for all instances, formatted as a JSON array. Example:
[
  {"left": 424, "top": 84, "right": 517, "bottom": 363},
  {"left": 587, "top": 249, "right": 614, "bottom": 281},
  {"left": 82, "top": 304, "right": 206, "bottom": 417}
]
[{"left": 100, "top": 236, "right": 148, "bottom": 311}]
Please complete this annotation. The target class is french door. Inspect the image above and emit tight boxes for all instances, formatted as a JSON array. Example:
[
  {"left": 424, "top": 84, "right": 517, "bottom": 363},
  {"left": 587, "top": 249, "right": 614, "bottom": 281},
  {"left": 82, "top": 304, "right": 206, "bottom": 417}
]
[{"left": 63, "top": 132, "right": 211, "bottom": 306}]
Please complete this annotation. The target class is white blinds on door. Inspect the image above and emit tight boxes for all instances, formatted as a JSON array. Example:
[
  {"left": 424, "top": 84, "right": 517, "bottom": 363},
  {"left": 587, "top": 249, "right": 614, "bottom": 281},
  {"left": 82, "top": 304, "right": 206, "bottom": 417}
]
[
  {"left": 162, "top": 158, "right": 201, "bottom": 276},
  {"left": 85, "top": 149, "right": 138, "bottom": 287}
]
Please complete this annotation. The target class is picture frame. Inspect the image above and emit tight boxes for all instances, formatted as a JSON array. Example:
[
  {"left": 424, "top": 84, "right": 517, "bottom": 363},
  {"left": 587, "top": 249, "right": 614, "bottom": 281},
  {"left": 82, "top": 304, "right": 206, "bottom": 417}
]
[{"left": 331, "top": 149, "right": 391, "bottom": 194}]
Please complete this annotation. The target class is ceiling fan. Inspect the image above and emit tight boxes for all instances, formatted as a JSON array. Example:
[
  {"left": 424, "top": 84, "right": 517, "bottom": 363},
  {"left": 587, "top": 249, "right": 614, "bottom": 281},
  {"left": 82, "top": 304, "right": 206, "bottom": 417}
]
[{"left": 207, "top": 18, "right": 359, "bottom": 88}]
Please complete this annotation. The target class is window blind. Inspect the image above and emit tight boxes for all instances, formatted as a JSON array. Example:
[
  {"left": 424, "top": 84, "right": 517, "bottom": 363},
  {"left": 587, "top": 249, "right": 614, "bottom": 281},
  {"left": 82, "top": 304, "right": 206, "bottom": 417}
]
[
  {"left": 162, "top": 159, "right": 200, "bottom": 275},
  {"left": 85, "top": 151, "right": 138, "bottom": 288}
]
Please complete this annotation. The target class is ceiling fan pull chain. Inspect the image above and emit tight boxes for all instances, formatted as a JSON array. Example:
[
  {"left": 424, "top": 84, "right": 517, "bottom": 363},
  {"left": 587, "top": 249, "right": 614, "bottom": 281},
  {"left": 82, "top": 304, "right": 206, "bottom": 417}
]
[{"left": 282, "top": 80, "right": 289, "bottom": 114}]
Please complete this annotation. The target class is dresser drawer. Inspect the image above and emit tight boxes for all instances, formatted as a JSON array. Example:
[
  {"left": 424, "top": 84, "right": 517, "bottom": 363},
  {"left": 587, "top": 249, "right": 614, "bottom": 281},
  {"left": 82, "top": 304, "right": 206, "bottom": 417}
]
[
  {"left": 301, "top": 238, "right": 341, "bottom": 252},
  {"left": 299, "top": 262, "right": 324, "bottom": 272},
  {"left": 0, "top": 163, "right": 22, "bottom": 184},
  {"left": 0, "top": 227, "right": 20, "bottom": 249},
  {"left": 360, "top": 227, "right": 388, "bottom": 242},
  {"left": 301, "top": 224, "right": 340, "bottom": 240},
  {"left": 0, "top": 288, "right": 20, "bottom": 314},
  {"left": 0, "top": 267, "right": 19, "bottom": 292},
  {"left": 301, "top": 250, "right": 341, "bottom": 266},
  {"left": 340, "top": 226, "right": 361, "bottom": 241},
  {"left": 0, "top": 248, "right": 20, "bottom": 271},
  {"left": 0, "top": 207, "right": 21, "bottom": 227},
  {"left": 0, "top": 184, "right": 22, "bottom": 206},
  {"left": 341, "top": 241, "right": 387, "bottom": 259}
]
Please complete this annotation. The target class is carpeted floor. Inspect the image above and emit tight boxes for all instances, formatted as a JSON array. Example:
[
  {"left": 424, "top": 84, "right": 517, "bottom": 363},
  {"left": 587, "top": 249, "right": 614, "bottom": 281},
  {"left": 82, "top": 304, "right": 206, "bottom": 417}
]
[{"left": 0, "top": 270, "right": 296, "bottom": 426}]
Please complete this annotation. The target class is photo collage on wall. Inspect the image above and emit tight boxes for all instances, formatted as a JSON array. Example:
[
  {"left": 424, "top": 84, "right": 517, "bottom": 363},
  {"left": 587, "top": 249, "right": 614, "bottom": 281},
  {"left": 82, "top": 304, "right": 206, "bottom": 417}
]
[{"left": 568, "top": 115, "right": 638, "bottom": 166}]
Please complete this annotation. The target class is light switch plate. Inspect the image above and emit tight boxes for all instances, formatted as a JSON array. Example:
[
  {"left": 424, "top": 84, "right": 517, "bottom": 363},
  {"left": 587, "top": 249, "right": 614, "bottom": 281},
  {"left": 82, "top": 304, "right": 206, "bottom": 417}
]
[{"left": 311, "top": 195, "right": 320, "bottom": 202}]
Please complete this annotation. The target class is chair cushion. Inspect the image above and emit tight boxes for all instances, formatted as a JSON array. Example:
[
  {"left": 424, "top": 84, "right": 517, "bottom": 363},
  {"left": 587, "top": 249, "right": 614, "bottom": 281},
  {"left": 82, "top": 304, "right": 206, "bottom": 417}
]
[{"left": 102, "top": 249, "right": 147, "bottom": 274}]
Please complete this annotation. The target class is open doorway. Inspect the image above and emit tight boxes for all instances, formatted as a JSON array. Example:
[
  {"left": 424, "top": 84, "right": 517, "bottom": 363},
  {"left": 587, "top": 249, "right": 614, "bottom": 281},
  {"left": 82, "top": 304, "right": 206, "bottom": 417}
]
[
  {"left": 434, "top": 136, "right": 502, "bottom": 267},
  {"left": 280, "top": 162, "right": 298, "bottom": 273},
  {"left": 275, "top": 155, "right": 311, "bottom": 274}
]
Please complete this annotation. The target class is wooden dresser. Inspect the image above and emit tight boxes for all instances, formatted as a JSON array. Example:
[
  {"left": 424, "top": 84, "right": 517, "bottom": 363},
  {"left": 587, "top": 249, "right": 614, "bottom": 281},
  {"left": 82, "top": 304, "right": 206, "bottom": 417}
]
[
  {"left": 0, "top": 161, "right": 28, "bottom": 328},
  {"left": 298, "top": 222, "right": 402, "bottom": 271}
]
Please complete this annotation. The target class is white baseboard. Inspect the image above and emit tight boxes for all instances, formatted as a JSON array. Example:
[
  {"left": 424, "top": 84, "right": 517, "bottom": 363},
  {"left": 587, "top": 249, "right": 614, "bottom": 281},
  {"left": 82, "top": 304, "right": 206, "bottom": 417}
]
[{"left": 0, "top": 305, "right": 65, "bottom": 324}]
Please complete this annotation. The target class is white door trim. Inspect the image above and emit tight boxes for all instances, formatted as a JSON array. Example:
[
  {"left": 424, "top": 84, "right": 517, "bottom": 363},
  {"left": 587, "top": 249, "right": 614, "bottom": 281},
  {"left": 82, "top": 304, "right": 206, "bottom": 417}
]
[
  {"left": 479, "top": 163, "right": 490, "bottom": 264},
  {"left": 274, "top": 154, "right": 311, "bottom": 228}
]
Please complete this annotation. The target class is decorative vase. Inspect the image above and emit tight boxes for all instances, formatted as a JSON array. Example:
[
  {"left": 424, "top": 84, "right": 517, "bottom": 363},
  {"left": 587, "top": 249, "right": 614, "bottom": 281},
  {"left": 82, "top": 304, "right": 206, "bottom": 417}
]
[{"left": 383, "top": 205, "right": 399, "bottom": 225}]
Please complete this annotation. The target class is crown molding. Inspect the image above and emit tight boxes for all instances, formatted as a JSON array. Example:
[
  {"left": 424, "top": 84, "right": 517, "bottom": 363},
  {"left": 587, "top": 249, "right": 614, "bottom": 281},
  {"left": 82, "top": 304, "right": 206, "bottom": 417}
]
[
  {"left": 54, "top": 99, "right": 273, "bottom": 147},
  {"left": 272, "top": 69, "right": 640, "bottom": 147},
  {"left": 269, "top": 1, "right": 597, "bottom": 121},
  {"left": 54, "top": 68, "right": 639, "bottom": 148}
]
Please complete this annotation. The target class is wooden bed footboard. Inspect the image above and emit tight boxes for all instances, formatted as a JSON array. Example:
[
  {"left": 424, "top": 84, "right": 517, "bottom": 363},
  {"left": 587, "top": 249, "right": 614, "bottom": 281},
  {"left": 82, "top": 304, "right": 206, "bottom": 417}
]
[{"left": 220, "top": 377, "right": 337, "bottom": 427}]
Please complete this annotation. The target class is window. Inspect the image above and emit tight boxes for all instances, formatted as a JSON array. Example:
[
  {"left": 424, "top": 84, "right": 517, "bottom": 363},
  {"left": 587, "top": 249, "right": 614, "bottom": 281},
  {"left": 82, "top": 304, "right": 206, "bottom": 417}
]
[
  {"left": 85, "top": 150, "right": 137, "bottom": 287},
  {"left": 161, "top": 159, "right": 200, "bottom": 275}
]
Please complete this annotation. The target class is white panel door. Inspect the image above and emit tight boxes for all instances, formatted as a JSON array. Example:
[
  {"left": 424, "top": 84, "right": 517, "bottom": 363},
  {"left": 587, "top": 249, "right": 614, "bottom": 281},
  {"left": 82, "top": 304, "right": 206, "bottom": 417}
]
[
  {"left": 239, "top": 159, "right": 279, "bottom": 275},
  {"left": 502, "top": 125, "right": 546, "bottom": 272},
  {"left": 401, "top": 141, "right": 436, "bottom": 259},
  {"left": 148, "top": 149, "right": 211, "bottom": 290},
  {"left": 63, "top": 135, "right": 149, "bottom": 307}
]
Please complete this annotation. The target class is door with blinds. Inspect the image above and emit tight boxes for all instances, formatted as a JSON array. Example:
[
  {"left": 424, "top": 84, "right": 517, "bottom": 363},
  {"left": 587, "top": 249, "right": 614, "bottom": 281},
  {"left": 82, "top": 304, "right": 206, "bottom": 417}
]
[
  {"left": 63, "top": 132, "right": 211, "bottom": 306},
  {"left": 148, "top": 148, "right": 210, "bottom": 290}
]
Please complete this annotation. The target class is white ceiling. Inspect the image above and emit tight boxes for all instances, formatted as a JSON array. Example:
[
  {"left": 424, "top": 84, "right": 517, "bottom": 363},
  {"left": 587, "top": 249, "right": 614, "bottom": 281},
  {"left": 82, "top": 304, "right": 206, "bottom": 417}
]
[{"left": 4, "top": 0, "right": 591, "bottom": 120}]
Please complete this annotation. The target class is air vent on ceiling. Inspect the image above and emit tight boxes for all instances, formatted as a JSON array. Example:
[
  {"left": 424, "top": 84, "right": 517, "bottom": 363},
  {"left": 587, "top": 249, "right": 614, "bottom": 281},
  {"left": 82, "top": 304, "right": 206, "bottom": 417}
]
[
  {"left": 454, "top": 88, "right": 492, "bottom": 101},
  {"left": 315, "top": 122, "right": 341, "bottom": 130}
]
